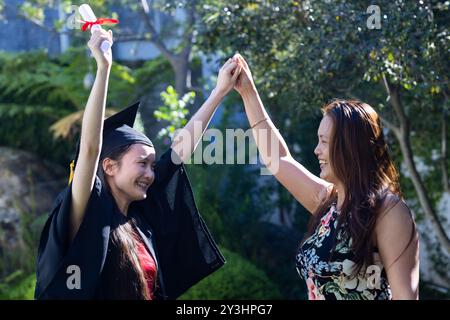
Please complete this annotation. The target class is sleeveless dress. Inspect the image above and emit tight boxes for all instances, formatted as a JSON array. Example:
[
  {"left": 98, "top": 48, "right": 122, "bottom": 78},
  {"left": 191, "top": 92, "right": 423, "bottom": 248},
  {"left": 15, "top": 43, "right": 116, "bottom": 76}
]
[{"left": 295, "top": 204, "right": 392, "bottom": 300}]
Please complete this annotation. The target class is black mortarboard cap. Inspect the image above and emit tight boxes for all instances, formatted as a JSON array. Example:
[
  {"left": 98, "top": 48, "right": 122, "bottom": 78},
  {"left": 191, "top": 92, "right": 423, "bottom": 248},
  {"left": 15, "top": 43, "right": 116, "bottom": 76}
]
[
  {"left": 100, "top": 101, "right": 153, "bottom": 158},
  {"left": 68, "top": 101, "right": 153, "bottom": 184}
]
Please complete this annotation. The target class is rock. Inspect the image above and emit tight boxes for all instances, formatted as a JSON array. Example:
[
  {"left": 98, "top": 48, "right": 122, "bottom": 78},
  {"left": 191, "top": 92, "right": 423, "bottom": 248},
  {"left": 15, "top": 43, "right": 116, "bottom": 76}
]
[{"left": 0, "top": 147, "right": 66, "bottom": 275}]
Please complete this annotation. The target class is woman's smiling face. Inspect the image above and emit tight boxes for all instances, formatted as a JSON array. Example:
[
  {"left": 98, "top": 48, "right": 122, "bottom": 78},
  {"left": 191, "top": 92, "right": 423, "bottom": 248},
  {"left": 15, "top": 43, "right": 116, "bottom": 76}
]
[
  {"left": 314, "top": 115, "right": 337, "bottom": 184},
  {"left": 107, "top": 144, "right": 156, "bottom": 202}
]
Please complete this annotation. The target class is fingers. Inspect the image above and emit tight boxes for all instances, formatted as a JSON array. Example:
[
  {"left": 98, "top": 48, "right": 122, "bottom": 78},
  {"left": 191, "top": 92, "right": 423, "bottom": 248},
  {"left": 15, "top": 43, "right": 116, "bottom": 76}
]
[
  {"left": 89, "top": 29, "right": 113, "bottom": 46},
  {"left": 88, "top": 37, "right": 113, "bottom": 54},
  {"left": 232, "top": 65, "right": 242, "bottom": 81},
  {"left": 234, "top": 53, "right": 249, "bottom": 69},
  {"left": 223, "top": 60, "right": 238, "bottom": 73},
  {"left": 220, "top": 58, "right": 232, "bottom": 71}
]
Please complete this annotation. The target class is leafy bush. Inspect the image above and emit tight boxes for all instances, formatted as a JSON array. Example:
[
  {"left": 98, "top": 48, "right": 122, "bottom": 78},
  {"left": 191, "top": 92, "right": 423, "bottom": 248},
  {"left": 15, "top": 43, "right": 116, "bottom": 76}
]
[
  {"left": 0, "top": 103, "right": 75, "bottom": 166},
  {"left": 180, "top": 247, "right": 282, "bottom": 300},
  {"left": 0, "top": 271, "right": 35, "bottom": 300}
]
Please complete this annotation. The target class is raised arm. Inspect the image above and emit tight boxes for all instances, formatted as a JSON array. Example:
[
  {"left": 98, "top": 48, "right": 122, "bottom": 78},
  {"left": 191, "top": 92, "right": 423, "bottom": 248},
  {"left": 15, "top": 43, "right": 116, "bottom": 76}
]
[
  {"left": 234, "top": 54, "right": 331, "bottom": 214},
  {"left": 171, "top": 58, "right": 242, "bottom": 163},
  {"left": 69, "top": 30, "right": 113, "bottom": 243}
]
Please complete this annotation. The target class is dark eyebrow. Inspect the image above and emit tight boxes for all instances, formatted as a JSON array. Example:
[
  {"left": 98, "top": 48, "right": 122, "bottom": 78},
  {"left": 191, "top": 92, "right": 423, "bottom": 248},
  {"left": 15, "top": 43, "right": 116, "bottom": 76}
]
[{"left": 136, "top": 155, "right": 155, "bottom": 162}]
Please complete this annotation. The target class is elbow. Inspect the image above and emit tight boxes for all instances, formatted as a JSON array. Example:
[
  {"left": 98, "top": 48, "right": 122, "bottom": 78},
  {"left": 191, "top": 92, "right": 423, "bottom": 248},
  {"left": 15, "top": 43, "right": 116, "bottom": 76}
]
[
  {"left": 261, "top": 154, "right": 290, "bottom": 175},
  {"left": 391, "top": 282, "right": 419, "bottom": 300},
  {"left": 259, "top": 147, "right": 291, "bottom": 166}
]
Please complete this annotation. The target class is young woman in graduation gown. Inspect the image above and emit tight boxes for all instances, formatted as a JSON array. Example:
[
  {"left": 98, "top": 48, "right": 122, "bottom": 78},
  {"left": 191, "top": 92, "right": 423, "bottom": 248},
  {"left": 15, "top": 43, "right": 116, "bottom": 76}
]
[{"left": 34, "top": 29, "right": 242, "bottom": 300}]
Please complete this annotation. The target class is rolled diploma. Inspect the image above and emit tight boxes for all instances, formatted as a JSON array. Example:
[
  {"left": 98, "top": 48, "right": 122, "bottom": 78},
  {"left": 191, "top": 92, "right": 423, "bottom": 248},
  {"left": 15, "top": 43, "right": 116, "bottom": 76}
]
[{"left": 79, "top": 4, "right": 112, "bottom": 52}]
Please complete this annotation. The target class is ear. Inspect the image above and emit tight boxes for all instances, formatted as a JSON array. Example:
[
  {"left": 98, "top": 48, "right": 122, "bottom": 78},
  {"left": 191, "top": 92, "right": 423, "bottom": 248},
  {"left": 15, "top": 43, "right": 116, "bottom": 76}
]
[{"left": 102, "top": 158, "right": 118, "bottom": 176}]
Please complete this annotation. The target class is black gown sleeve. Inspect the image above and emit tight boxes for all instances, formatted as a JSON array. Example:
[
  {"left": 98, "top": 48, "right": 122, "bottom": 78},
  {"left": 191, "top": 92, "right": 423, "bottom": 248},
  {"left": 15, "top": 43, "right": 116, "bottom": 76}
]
[
  {"left": 142, "top": 148, "right": 226, "bottom": 299},
  {"left": 34, "top": 177, "right": 113, "bottom": 299}
]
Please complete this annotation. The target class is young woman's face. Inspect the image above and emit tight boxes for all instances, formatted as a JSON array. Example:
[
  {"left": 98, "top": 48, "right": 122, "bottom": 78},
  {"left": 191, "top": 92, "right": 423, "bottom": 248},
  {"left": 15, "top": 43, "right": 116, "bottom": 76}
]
[
  {"left": 109, "top": 144, "right": 156, "bottom": 202},
  {"left": 314, "top": 115, "right": 337, "bottom": 183}
]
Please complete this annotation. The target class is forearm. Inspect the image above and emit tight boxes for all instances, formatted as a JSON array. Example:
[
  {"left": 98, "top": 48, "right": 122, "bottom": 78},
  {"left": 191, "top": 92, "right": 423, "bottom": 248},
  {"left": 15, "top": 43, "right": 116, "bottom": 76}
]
[
  {"left": 79, "top": 67, "right": 110, "bottom": 154},
  {"left": 171, "top": 88, "right": 223, "bottom": 163},
  {"left": 241, "top": 88, "right": 291, "bottom": 165}
]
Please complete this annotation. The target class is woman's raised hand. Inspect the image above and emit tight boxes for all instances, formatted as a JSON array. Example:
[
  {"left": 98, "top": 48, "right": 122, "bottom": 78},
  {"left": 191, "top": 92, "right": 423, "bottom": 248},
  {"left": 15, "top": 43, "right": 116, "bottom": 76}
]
[
  {"left": 87, "top": 29, "right": 113, "bottom": 70},
  {"left": 214, "top": 57, "right": 242, "bottom": 98},
  {"left": 233, "top": 53, "right": 256, "bottom": 97}
]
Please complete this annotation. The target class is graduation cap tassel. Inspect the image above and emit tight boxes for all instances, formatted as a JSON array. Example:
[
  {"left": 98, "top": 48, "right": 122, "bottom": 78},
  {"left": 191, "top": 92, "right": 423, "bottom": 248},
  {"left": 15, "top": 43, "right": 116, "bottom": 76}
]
[{"left": 68, "top": 160, "right": 75, "bottom": 185}]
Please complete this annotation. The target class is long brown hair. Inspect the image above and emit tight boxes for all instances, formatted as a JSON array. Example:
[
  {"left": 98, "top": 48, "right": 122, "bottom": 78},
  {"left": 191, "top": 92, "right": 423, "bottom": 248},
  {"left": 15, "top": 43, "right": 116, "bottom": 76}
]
[
  {"left": 97, "top": 144, "right": 151, "bottom": 299},
  {"left": 304, "top": 99, "right": 413, "bottom": 277}
]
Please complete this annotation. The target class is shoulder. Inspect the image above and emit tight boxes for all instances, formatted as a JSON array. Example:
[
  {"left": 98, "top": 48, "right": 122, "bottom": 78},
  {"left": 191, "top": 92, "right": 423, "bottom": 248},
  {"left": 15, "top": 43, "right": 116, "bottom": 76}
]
[
  {"left": 377, "top": 192, "right": 411, "bottom": 222},
  {"left": 375, "top": 192, "right": 416, "bottom": 249}
]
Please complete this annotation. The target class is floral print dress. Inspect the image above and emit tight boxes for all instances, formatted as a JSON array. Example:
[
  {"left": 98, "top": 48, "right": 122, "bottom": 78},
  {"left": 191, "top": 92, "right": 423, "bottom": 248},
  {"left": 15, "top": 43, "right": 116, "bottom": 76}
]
[{"left": 296, "top": 204, "right": 392, "bottom": 300}]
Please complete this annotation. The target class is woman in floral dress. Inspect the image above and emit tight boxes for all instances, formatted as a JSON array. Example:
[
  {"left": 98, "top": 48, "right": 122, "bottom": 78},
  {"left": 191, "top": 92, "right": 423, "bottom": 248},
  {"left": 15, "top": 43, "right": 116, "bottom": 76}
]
[{"left": 232, "top": 53, "right": 419, "bottom": 300}]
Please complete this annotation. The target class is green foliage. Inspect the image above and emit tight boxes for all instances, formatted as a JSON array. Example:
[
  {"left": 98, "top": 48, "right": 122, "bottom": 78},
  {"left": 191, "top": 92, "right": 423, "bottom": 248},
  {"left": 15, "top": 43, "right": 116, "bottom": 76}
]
[
  {"left": 0, "top": 103, "right": 74, "bottom": 166},
  {"left": 134, "top": 56, "right": 174, "bottom": 95},
  {"left": 0, "top": 49, "right": 135, "bottom": 165},
  {"left": 180, "top": 247, "right": 282, "bottom": 299},
  {"left": 154, "top": 86, "right": 195, "bottom": 139},
  {"left": 0, "top": 272, "right": 35, "bottom": 300},
  {"left": 0, "top": 50, "right": 79, "bottom": 109},
  {"left": 195, "top": 0, "right": 450, "bottom": 296},
  {"left": 0, "top": 49, "right": 135, "bottom": 110},
  {"left": 184, "top": 100, "right": 308, "bottom": 299},
  {"left": 198, "top": 0, "right": 448, "bottom": 110},
  {"left": 17, "top": 0, "right": 108, "bottom": 31}
]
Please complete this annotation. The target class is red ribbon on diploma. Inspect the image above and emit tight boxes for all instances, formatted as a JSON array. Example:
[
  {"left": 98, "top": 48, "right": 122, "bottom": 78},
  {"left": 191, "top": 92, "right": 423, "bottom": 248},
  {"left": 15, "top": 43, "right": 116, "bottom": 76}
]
[{"left": 81, "top": 18, "right": 119, "bottom": 32}]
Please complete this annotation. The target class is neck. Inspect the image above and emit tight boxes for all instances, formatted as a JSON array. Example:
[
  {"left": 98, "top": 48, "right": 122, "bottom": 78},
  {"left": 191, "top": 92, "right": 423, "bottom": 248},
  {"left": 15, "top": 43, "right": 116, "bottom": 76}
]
[
  {"left": 108, "top": 183, "right": 130, "bottom": 216},
  {"left": 115, "top": 196, "right": 130, "bottom": 216}
]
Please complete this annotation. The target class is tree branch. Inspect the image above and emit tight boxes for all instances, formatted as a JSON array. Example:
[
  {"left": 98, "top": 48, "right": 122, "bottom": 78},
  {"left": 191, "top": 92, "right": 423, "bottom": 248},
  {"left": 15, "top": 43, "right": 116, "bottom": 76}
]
[
  {"left": 382, "top": 74, "right": 409, "bottom": 131},
  {"left": 139, "top": 0, "right": 175, "bottom": 64},
  {"left": 5, "top": 3, "right": 85, "bottom": 41},
  {"left": 379, "top": 114, "right": 401, "bottom": 138},
  {"left": 114, "top": 34, "right": 151, "bottom": 42},
  {"left": 344, "top": 88, "right": 401, "bottom": 137},
  {"left": 441, "top": 90, "right": 449, "bottom": 192},
  {"left": 7, "top": 3, "right": 58, "bottom": 35},
  {"left": 179, "top": 3, "right": 195, "bottom": 60}
]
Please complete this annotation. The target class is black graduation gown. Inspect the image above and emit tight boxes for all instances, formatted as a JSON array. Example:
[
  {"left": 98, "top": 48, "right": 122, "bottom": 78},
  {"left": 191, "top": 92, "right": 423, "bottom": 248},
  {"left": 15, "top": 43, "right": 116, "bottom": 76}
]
[{"left": 34, "top": 148, "right": 225, "bottom": 300}]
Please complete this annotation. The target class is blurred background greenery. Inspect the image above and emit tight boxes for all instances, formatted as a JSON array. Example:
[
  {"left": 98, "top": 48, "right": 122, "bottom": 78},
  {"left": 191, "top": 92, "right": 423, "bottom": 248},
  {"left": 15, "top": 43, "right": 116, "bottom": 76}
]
[{"left": 0, "top": 0, "right": 449, "bottom": 300}]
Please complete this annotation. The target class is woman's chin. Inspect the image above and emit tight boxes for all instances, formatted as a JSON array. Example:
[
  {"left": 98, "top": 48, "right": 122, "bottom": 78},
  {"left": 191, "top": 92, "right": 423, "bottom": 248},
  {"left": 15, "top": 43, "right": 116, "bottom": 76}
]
[
  {"left": 132, "top": 189, "right": 148, "bottom": 201},
  {"left": 319, "top": 171, "right": 326, "bottom": 180},
  {"left": 320, "top": 170, "right": 331, "bottom": 182},
  {"left": 137, "top": 192, "right": 147, "bottom": 200}
]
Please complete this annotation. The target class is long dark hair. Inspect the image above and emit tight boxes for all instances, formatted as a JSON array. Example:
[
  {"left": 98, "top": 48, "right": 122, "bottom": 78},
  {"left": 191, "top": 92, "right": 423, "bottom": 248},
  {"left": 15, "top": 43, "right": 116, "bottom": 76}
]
[
  {"left": 97, "top": 144, "right": 151, "bottom": 299},
  {"left": 304, "top": 99, "right": 415, "bottom": 277}
]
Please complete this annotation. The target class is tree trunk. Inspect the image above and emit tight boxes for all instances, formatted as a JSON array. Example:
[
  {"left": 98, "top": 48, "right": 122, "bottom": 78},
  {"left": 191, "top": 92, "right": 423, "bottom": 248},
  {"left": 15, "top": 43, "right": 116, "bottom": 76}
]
[
  {"left": 441, "top": 96, "right": 449, "bottom": 192},
  {"left": 172, "top": 56, "right": 189, "bottom": 97},
  {"left": 139, "top": 1, "right": 192, "bottom": 97},
  {"left": 383, "top": 79, "right": 450, "bottom": 253}
]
